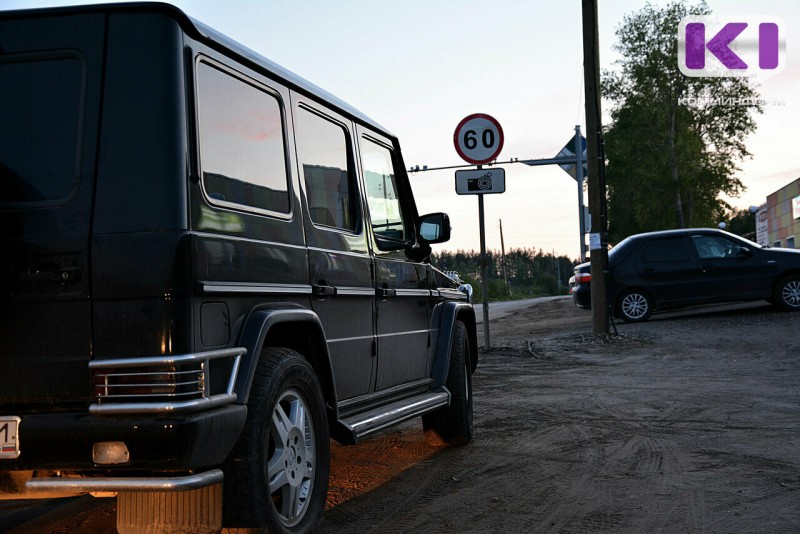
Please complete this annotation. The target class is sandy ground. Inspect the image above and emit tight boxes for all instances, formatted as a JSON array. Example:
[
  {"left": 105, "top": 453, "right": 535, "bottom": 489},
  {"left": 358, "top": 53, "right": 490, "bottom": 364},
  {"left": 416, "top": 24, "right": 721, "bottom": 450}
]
[
  {"left": 321, "top": 298, "right": 800, "bottom": 533},
  {"left": 2, "top": 298, "right": 798, "bottom": 532}
]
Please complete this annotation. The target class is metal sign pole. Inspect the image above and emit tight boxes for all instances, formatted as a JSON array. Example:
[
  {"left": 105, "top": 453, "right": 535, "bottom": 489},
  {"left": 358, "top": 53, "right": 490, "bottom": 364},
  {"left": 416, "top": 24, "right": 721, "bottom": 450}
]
[
  {"left": 574, "top": 125, "right": 586, "bottom": 262},
  {"left": 478, "top": 190, "right": 490, "bottom": 350}
]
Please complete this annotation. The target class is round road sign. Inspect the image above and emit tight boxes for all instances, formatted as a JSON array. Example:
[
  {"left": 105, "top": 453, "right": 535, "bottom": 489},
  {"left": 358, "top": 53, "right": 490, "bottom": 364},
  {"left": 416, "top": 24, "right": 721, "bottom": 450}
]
[{"left": 453, "top": 113, "right": 504, "bottom": 165}]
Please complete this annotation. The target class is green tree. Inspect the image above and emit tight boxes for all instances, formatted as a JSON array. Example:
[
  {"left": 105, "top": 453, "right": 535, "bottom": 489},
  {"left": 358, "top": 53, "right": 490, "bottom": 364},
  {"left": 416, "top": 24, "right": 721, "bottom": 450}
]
[
  {"left": 603, "top": 1, "right": 762, "bottom": 243},
  {"left": 431, "top": 248, "right": 575, "bottom": 301},
  {"left": 724, "top": 207, "right": 756, "bottom": 237}
]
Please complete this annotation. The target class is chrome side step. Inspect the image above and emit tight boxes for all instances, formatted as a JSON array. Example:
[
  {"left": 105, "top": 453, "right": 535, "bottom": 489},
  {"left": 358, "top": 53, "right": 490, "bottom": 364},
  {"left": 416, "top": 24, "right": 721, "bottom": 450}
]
[{"left": 335, "top": 389, "right": 450, "bottom": 444}]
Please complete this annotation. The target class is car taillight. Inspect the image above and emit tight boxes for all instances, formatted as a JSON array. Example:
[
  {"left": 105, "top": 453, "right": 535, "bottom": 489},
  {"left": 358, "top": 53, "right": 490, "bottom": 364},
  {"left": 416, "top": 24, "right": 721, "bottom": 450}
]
[{"left": 575, "top": 273, "right": 591, "bottom": 284}]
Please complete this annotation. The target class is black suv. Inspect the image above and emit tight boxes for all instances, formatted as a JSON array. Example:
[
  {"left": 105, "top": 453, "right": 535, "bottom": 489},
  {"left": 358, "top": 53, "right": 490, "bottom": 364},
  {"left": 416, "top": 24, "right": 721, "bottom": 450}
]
[
  {"left": 571, "top": 228, "right": 800, "bottom": 322},
  {"left": 0, "top": 4, "right": 477, "bottom": 532}
]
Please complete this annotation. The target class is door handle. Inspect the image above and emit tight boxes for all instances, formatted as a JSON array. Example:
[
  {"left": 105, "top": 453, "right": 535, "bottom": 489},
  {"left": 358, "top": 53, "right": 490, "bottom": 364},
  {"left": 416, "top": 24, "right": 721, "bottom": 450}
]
[
  {"left": 312, "top": 284, "right": 337, "bottom": 297},
  {"left": 18, "top": 264, "right": 81, "bottom": 283},
  {"left": 377, "top": 287, "right": 396, "bottom": 298}
]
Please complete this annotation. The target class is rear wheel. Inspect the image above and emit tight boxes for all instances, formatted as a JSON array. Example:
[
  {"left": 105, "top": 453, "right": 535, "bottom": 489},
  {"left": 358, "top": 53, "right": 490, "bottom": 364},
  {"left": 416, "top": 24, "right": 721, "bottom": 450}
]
[
  {"left": 423, "top": 320, "right": 473, "bottom": 445},
  {"left": 223, "top": 348, "right": 329, "bottom": 533},
  {"left": 774, "top": 275, "right": 800, "bottom": 311},
  {"left": 616, "top": 289, "right": 653, "bottom": 322}
]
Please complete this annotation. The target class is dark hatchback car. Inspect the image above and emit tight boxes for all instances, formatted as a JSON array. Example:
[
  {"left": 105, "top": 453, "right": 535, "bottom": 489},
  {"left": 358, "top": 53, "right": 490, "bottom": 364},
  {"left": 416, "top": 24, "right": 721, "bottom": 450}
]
[{"left": 571, "top": 228, "right": 800, "bottom": 322}]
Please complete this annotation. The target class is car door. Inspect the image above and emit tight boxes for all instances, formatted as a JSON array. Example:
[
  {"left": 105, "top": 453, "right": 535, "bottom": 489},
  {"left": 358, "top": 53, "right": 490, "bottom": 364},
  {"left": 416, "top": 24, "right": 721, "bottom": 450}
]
[
  {"left": 634, "top": 236, "right": 701, "bottom": 305},
  {"left": 292, "top": 99, "right": 375, "bottom": 400},
  {"left": 688, "top": 233, "right": 764, "bottom": 300},
  {"left": 356, "top": 128, "right": 432, "bottom": 391}
]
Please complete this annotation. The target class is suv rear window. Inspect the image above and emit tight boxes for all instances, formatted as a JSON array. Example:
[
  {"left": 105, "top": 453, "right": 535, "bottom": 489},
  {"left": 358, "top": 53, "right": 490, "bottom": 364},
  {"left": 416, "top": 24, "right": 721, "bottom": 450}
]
[
  {"left": 0, "top": 54, "right": 84, "bottom": 205},
  {"left": 196, "top": 60, "right": 290, "bottom": 214}
]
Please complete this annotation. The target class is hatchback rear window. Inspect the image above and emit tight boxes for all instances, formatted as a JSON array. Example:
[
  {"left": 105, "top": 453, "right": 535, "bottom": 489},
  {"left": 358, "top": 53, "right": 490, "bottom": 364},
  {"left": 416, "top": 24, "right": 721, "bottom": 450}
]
[
  {"left": 640, "top": 237, "right": 689, "bottom": 262},
  {"left": 0, "top": 54, "right": 84, "bottom": 205}
]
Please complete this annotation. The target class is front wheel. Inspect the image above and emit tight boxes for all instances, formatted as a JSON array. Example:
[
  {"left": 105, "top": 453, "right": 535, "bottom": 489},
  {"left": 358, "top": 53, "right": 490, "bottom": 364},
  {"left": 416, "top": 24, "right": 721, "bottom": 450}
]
[
  {"left": 774, "top": 275, "right": 800, "bottom": 311},
  {"left": 616, "top": 289, "right": 653, "bottom": 322},
  {"left": 223, "top": 348, "right": 329, "bottom": 533},
  {"left": 423, "top": 320, "right": 473, "bottom": 445}
]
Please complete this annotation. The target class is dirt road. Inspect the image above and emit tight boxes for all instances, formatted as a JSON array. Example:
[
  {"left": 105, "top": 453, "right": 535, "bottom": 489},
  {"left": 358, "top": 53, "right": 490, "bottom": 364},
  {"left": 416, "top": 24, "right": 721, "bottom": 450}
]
[
  {"left": 322, "top": 298, "right": 800, "bottom": 533},
  {"left": 3, "top": 298, "right": 798, "bottom": 532}
]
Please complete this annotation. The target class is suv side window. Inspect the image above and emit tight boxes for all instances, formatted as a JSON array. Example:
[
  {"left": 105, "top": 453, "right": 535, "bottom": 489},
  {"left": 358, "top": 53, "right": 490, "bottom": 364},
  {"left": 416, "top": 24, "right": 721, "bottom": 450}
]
[
  {"left": 295, "top": 107, "right": 357, "bottom": 232},
  {"left": 361, "top": 138, "right": 408, "bottom": 244},
  {"left": 640, "top": 237, "right": 689, "bottom": 262},
  {"left": 196, "top": 60, "right": 290, "bottom": 214}
]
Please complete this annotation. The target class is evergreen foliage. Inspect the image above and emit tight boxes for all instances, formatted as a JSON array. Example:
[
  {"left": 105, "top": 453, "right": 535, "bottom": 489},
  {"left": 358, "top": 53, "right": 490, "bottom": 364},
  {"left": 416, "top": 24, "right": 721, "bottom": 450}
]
[{"left": 603, "top": 1, "right": 762, "bottom": 243}]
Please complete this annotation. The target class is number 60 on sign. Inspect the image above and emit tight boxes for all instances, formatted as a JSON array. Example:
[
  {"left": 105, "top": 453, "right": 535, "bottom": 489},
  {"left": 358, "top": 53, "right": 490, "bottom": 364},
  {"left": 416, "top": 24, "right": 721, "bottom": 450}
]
[{"left": 453, "top": 113, "right": 504, "bottom": 165}]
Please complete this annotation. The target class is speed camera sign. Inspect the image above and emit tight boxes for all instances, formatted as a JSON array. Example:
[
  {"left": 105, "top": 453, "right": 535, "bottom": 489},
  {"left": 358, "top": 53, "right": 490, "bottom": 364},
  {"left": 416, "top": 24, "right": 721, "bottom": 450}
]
[
  {"left": 454, "top": 113, "right": 504, "bottom": 165},
  {"left": 455, "top": 168, "right": 506, "bottom": 195}
]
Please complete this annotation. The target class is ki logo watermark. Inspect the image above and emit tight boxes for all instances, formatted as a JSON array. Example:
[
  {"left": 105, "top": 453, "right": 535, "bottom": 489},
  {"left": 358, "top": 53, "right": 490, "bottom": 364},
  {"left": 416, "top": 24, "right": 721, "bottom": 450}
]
[{"left": 678, "top": 16, "right": 785, "bottom": 79}]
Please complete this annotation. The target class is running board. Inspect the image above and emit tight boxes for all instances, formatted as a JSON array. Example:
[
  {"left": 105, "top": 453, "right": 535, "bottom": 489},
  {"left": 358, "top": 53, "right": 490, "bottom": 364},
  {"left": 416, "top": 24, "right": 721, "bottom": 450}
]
[{"left": 334, "top": 389, "right": 450, "bottom": 444}]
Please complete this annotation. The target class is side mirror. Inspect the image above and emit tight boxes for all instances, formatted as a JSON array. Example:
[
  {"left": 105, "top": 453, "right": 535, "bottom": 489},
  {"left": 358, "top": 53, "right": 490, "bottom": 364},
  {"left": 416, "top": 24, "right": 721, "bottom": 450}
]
[
  {"left": 419, "top": 212, "right": 451, "bottom": 244},
  {"left": 737, "top": 246, "right": 753, "bottom": 258}
]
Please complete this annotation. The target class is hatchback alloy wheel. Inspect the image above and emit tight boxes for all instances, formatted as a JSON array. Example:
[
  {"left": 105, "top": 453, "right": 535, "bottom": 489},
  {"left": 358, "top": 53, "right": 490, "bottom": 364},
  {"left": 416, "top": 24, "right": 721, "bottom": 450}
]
[
  {"left": 780, "top": 278, "right": 800, "bottom": 309},
  {"left": 617, "top": 289, "right": 653, "bottom": 322}
]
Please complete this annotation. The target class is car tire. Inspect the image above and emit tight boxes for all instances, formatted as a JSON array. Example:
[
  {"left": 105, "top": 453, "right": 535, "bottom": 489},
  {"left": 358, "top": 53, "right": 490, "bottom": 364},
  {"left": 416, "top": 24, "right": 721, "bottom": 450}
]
[
  {"left": 616, "top": 289, "right": 653, "bottom": 322},
  {"left": 773, "top": 275, "right": 800, "bottom": 311},
  {"left": 223, "top": 347, "right": 329, "bottom": 533},
  {"left": 423, "top": 320, "right": 473, "bottom": 446}
]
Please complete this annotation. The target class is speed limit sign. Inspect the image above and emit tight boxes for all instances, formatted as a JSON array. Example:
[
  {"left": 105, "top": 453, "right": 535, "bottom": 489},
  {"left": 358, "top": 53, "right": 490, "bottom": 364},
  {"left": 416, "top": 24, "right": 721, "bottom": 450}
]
[{"left": 454, "top": 113, "right": 504, "bottom": 165}]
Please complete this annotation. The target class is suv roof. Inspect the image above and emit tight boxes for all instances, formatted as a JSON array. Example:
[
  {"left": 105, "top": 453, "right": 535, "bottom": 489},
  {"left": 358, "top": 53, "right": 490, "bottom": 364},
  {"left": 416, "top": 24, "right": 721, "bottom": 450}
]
[{"left": 0, "top": 1, "right": 389, "bottom": 135}]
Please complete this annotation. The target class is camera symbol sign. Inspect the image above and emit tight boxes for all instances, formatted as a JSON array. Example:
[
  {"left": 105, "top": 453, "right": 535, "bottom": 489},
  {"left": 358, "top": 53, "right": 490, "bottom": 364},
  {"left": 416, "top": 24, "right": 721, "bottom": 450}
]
[
  {"left": 453, "top": 113, "right": 504, "bottom": 165},
  {"left": 455, "top": 168, "right": 506, "bottom": 195}
]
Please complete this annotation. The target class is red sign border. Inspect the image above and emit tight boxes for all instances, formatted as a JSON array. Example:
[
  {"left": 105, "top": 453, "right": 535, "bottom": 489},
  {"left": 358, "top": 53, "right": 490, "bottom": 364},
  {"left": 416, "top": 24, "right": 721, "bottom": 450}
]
[{"left": 453, "top": 113, "right": 505, "bottom": 165}]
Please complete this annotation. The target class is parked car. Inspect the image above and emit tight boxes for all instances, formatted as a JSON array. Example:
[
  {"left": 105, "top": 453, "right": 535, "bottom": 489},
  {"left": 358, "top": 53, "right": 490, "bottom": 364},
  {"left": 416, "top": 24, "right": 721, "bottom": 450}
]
[
  {"left": 0, "top": 4, "right": 477, "bottom": 533},
  {"left": 571, "top": 228, "right": 800, "bottom": 322}
]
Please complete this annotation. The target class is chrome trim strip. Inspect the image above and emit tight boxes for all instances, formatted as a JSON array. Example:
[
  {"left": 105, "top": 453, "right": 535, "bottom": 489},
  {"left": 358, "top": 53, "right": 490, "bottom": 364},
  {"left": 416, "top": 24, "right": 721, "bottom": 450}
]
[
  {"left": 326, "top": 334, "right": 375, "bottom": 344},
  {"left": 394, "top": 289, "right": 433, "bottom": 297},
  {"left": 438, "top": 289, "right": 468, "bottom": 301},
  {"left": 336, "top": 287, "right": 375, "bottom": 296},
  {"left": 26, "top": 469, "right": 223, "bottom": 493},
  {"left": 199, "top": 282, "right": 313, "bottom": 295},
  {"left": 377, "top": 329, "right": 431, "bottom": 339}
]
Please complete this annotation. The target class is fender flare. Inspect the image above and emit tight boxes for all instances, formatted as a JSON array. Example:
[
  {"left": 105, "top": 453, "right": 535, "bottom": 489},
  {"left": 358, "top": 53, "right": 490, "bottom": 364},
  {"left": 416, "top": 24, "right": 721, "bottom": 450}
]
[
  {"left": 430, "top": 301, "right": 477, "bottom": 387},
  {"left": 234, "top": 304, "right": 337, "bottom": 413}
]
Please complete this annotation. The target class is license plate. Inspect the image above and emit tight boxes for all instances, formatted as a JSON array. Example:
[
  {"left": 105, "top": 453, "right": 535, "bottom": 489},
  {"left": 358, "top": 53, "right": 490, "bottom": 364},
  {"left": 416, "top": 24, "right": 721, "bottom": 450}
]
[{"left": 0, "top": 416, "right": 21, "bottom": 459}]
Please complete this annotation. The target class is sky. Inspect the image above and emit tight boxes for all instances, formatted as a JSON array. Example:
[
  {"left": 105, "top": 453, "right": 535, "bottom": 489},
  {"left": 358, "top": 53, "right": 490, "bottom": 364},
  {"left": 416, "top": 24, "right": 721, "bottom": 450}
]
[{"left": 3, "top": 0, "right": 799, "bottom": 259}]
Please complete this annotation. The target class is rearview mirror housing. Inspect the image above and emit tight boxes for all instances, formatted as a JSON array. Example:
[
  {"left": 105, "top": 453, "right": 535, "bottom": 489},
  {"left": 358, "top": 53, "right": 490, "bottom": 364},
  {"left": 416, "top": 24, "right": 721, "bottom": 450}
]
[{"left": 419, "top": 213, "right": 451, "bottom": 244}]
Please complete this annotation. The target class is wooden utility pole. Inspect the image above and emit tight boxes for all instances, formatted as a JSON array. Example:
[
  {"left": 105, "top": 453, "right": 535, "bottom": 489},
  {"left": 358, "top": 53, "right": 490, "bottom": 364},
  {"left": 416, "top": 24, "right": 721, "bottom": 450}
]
[{"left": 582, "top": 0, "right": 610, "bottom": 336}]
